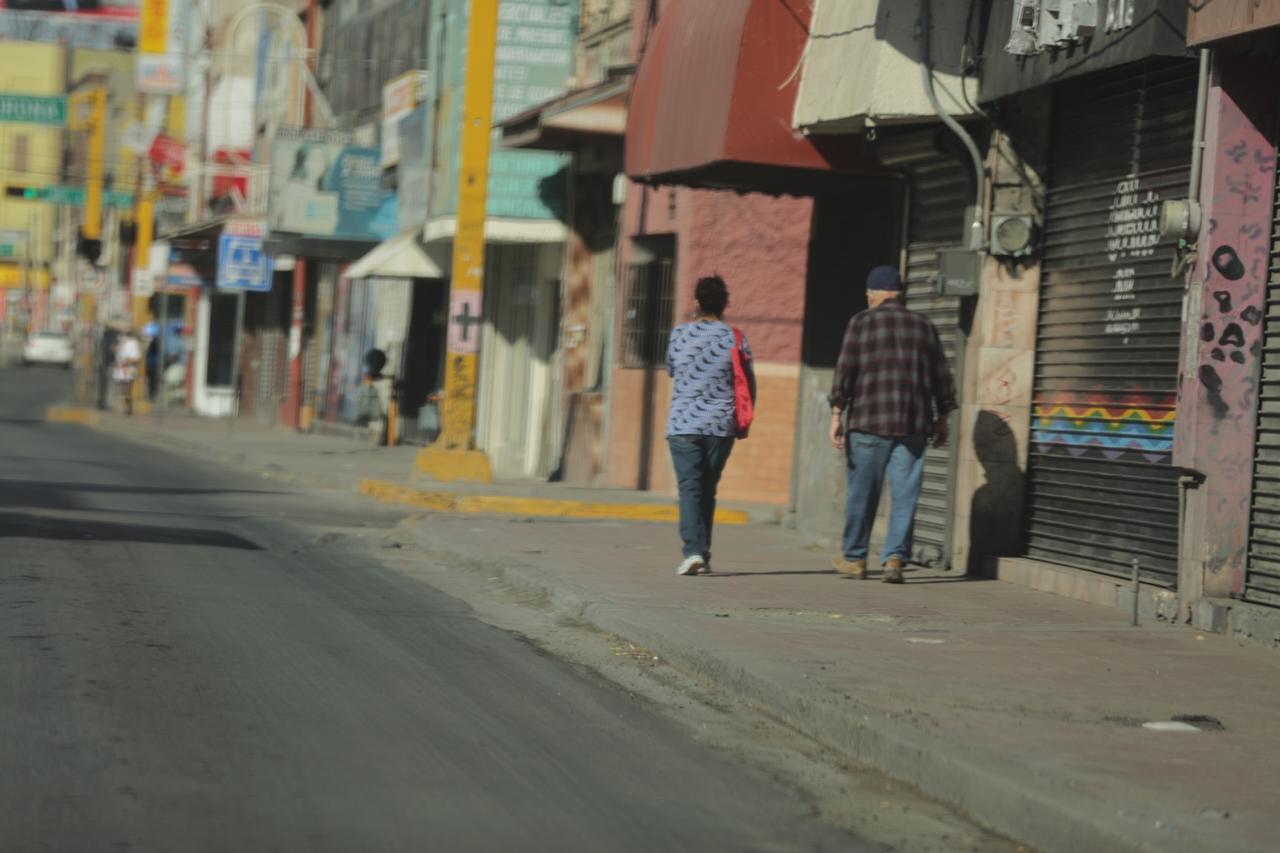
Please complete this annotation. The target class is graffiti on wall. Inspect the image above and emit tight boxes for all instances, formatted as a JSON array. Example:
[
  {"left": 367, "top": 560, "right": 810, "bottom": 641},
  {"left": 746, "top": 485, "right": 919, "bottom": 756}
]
[
  {"left": 1186, "top": 72, "right": 1278, "bottom": 591},
  {"left": 1193, "top": 99, "right": 1274, "bottom": 437},
  {"left": 1032, "top": 390, "right": 1175, "bottom": 463}
]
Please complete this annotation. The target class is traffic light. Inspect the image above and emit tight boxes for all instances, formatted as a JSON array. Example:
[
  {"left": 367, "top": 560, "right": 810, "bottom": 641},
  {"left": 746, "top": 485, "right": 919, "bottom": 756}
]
[
  {"left": 77, "top": 228, "right": 101, "bottom": 264},
  {"left": 4, "top": 186, "right": 39, "bottom": 200}
]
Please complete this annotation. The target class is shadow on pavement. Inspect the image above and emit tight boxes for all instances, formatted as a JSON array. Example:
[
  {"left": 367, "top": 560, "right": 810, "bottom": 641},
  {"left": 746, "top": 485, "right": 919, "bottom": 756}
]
[
  {"left": 704, "top": 570, "right": 839, "bottom": 578},
  {"left": 0, "top": 478, "right": 286, "bottom": 498},
  {"left": 0, "top": 511, "right": 264, "bottom": 550}
]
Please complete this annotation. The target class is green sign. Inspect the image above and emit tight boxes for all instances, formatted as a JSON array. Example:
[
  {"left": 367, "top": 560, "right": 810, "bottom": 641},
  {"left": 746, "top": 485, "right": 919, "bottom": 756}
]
[
  {"left": 426, "top": 0, "right": 574, "bottom": 221},
  {"left": 17, "top": 186, "right": 134, "bottom": 207},
  {"left": 0, "top": 244, "right": 13, "bottom": 258},
  {"left": 0, "top": 94, "right": 67, "bottom": 126}
]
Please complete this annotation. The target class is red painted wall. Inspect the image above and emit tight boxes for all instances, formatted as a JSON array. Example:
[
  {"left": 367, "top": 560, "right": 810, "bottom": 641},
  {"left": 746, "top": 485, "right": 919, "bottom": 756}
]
[{"left": 605, "top": 180, "right": 812, "bottom": 501}]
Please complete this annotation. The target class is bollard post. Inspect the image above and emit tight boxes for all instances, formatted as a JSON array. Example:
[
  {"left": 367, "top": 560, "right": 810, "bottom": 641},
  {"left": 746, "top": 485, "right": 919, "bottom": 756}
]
[{"left": 1131, "top": 558, "right": 1141, "bottom": 627}]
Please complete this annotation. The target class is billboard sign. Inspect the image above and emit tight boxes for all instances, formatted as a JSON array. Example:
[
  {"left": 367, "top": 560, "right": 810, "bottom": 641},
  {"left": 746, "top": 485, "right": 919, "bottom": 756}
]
[{"left": 268, "top": 127, "right": 397, "bottom": 241}]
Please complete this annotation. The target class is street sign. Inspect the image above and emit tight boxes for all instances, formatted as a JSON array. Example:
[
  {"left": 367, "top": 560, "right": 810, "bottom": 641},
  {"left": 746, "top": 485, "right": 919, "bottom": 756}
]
[
  {"left": 0, "top": 229, "right": 27, "bottom": 260},
  {"left": 0, "top": 94, "right": 67, "bottom": 125},
  {"left": 78, "top": 266, "right": 104, "bottom": 295},
  {"left": 217, "top": 230, "right": 272, "bottom": 292},
  {"left": 9, "top": 186, "right": 134, "bottom": 207}
]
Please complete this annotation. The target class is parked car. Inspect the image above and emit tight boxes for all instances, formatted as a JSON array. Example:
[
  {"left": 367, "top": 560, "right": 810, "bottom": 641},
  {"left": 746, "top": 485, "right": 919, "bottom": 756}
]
[{"left": 23, "top": 330, "right": 74, "bottom": 368}]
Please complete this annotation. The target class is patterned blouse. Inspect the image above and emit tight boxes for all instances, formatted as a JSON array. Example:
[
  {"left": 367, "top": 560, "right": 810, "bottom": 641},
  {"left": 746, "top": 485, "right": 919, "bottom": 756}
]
[{"left": 665, "top": 320, "right": 754, "bottom": 437}]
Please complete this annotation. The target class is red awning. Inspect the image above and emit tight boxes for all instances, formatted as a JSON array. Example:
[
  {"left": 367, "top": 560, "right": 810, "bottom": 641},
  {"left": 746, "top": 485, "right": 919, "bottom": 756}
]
[{"left": 625, "top": 0, "right": 885, "bottom": 193}]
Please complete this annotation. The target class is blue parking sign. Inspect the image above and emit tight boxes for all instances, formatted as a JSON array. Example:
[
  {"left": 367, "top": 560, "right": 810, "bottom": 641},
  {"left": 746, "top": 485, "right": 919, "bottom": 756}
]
[{"left": 217, "top": 233, "right": 273, "bottom": 291}]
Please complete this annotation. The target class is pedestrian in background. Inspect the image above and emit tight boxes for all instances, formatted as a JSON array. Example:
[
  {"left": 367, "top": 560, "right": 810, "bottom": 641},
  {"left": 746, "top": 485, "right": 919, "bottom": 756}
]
[
  {"left": 113, "top": 328, "right": 142, "bottom": 416},
  {"left": 96, "top": 325, "right": 119, "bottom": 410},
  {"left": 666, "top": 275, "right": 755, "bottom": 576},
  {"left": 828, "top": 265, "right": 955, "bottom": 583}
]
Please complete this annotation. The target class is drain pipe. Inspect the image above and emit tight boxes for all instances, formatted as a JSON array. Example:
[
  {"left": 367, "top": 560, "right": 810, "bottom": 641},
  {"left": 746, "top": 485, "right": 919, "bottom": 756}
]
[
  {"left": 1160, "top": 48, "right": 1212, "bottom": 242},
  {"left": 1188, "top": 49, "right": 1212, "bottom": 216},
  {"left": 919, "top": 0, "right": 985, "bottom": 250}
]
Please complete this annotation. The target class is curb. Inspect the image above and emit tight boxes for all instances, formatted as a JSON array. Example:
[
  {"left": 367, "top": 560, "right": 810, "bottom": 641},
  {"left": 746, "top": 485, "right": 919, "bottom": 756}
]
[
  {"left": 408, "top": 525, "right": 1185, "bottom": 853},
  {"left": 362, "top": 478, "right": 750, "bottom": 525},
  {"left": 45, "top": 405, "right": 102, "bottom": 426}
]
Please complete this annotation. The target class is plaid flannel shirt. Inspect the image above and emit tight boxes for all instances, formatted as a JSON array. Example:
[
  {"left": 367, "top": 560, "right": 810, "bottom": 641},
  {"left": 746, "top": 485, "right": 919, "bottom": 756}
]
[{"left": 828, "top": 301, "right": 956, "bottom": 437}]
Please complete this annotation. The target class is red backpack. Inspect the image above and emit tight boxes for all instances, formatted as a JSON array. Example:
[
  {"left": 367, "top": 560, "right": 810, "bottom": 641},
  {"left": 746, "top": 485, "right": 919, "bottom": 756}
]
[{"left": 731, "top": 327, "right": 755, "bottom": 438}]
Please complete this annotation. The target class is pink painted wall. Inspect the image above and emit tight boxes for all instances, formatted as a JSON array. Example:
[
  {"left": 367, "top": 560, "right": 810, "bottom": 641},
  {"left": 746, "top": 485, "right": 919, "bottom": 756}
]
[
  {"left": 1176, "top": 58, "right": 1279, "bottom": 598},
  {"left": 682, "top": 190, "right": 810, "bottom": 362}
]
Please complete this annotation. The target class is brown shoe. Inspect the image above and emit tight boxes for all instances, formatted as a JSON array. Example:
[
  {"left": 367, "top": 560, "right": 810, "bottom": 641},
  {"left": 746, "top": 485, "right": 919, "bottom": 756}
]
[
  {"left": 882, "top": 557, "right": 905, "bottom": 584},
  {"left": 831, "top": 557, "right": 867, "bottom": 579}
]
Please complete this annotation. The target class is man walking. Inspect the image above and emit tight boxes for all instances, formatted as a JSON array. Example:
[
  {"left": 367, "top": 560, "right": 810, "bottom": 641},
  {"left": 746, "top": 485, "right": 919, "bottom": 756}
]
[{"left": 828, "top": 266, "right": 956, "bottom": 584}]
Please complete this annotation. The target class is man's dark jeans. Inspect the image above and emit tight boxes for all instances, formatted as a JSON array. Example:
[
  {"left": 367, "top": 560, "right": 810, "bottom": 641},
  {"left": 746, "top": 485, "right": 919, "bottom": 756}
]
[{"left": 668, "top": 434, "right": 735, "bottom": 561}]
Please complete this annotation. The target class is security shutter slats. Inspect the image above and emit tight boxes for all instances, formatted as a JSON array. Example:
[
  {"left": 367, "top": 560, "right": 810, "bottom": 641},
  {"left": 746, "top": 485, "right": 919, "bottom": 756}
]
[
  {"left": 1244, "top": 136, "right": 1280, "bottom": 607},
  {"left": 1025, "top": 60, "right": 1197, "bottom": 587},
  {"left": 880, "top": 128, "right": 974, "bottom": 567}
]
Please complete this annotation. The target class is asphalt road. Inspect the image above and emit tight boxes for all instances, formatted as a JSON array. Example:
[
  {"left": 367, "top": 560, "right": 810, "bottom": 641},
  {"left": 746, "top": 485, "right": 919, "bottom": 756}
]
[{"left": 0, "top": 367, "right": 867, "bottom": 853}]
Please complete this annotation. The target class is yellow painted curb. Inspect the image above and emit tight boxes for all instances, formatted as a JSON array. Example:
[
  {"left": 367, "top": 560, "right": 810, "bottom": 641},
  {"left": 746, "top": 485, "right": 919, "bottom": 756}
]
[
  {"left": 45, "top": 406, "right": 102, "bottom": 426},
  {"left": 360, "top": 479, "right": 750, "bottom": 525}
]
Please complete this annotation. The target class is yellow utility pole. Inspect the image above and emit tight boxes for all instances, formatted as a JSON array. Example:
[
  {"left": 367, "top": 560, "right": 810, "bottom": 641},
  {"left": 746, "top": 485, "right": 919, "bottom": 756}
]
[
  {"left": 68, "top": 86, "right": 106, "bottom": 242},
  {"left": 129, "top": 96, "right": 158, "bottom": 414},
  {"left": 416, "top": 0, "right": 499, "bottom": 483}
]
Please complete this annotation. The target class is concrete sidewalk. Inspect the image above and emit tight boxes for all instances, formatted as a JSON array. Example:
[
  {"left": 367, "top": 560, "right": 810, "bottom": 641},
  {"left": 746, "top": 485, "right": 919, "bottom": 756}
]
[
  {"left": 76, "top": 408, "right": 1280, "bottom": 853},
  {"left": 76, "top": 408, "right": 775, "bottom": 523}
]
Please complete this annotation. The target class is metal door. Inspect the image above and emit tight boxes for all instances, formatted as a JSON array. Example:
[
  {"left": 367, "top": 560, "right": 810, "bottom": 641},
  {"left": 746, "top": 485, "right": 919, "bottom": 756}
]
[
  {"left": 1026, "top": 60, "right": 1198, "bottom": 586},
  {"left": 879, "top": 130, "right": 972, "bottom": 567},
  {"left": 1245, "top": 146, "right": 1280, "bottom": 607}
]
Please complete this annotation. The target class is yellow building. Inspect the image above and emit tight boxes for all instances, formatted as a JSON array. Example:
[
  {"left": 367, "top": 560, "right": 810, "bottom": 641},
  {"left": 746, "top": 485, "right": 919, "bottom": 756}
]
[{"left": 0, "top": 41, "right": 62, "bottom": 300}]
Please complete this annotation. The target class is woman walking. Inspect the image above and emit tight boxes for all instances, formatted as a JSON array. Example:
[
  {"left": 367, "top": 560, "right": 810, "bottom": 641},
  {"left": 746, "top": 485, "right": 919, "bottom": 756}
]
[{"left": 666, "top": 275, "right": 755, "bottom": 576}]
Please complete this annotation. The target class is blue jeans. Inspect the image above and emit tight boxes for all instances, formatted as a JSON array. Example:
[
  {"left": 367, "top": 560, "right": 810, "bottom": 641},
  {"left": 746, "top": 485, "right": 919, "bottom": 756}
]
[
  {"left": 669, "top": 435, "right": 735, "bottom": 560},
  {"left": 842, "top": 431, "right": 927, "bottom": 565}
]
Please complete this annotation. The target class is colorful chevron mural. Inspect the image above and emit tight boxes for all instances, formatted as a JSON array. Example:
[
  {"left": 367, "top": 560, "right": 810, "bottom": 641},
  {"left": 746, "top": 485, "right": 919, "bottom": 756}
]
[{"left": 1032, "top": 392, "right": 1175, "bottom": 463}]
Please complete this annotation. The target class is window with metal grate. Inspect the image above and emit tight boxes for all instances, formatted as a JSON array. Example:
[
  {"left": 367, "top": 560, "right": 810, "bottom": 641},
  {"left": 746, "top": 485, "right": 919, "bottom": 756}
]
[{"left": 620, "top": 248, "right": 676, "bottom": 369}]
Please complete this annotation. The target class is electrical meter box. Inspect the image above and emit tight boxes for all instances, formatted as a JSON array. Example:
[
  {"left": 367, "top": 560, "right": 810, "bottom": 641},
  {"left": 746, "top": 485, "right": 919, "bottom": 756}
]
[{"left": 936, "top": 248, "right": 983, "bottom": 297}]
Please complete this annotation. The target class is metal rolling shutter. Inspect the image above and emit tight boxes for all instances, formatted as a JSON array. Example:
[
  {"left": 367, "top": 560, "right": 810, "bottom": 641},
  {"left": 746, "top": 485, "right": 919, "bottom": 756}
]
[
  {"left": 1026, "top": 61, "right": 1197, "bottom": 586},
  {"left": 879, "top": 130, "right": 972, "bottom": 567},
  {"left": 1245, "top": 147, "right": 1280, "bottom": 607}
]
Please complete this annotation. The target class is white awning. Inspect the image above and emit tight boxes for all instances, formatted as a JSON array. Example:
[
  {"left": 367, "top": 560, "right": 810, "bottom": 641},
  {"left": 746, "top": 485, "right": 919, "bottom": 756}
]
[
  {"left": 793, "top": 0, "right": 978, "bottom": 134},
  {"left": 422, "top": 216, "right": 567, "bottom": 245},
  {"left": 344, "top": 231, "right": 447, "bottom": 280}
]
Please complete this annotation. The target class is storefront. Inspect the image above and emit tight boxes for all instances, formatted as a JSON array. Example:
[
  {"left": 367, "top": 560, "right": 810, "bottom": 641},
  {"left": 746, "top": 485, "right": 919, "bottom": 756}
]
[
  {"left": 785, "top": 0, "right": 979, "bottom": 550},
  {"left": 1023, "top": 60, "right": 1198, "bottom": 587},
  {"left": 477, "top": 242, "right": 564, "bottom": 478},
  {"left": 619, "top": 0, "right": 890, "bottom": 510},
  {"left": 879, "top": 128, "right": 977, "bottom": 566},
  {"left": 340, "top": 233, "right": 450, "bottom": 441}
]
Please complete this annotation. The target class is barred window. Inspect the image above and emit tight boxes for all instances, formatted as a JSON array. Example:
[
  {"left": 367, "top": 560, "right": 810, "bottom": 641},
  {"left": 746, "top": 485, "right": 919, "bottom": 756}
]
[{"left": 620, "top": 243, "right": 676, "bottom": 368}]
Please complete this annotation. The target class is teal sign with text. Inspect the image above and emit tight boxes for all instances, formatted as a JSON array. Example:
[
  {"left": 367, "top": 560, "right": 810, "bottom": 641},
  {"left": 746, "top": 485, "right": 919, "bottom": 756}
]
[{"left": 0, "top": 94, "right": 67, "bottom": 125}]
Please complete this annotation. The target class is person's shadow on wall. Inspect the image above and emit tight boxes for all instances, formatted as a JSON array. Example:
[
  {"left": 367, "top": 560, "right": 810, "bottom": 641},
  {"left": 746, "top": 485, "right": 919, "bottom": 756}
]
[{"left": 968, "top": 409, "right": 1026, "bottom": 577}]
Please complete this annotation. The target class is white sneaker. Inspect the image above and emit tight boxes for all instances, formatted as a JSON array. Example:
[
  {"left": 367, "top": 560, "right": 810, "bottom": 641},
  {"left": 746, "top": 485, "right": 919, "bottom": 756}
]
[{"left": 677, "top": 555, "right": 705, "bottom": 576}]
